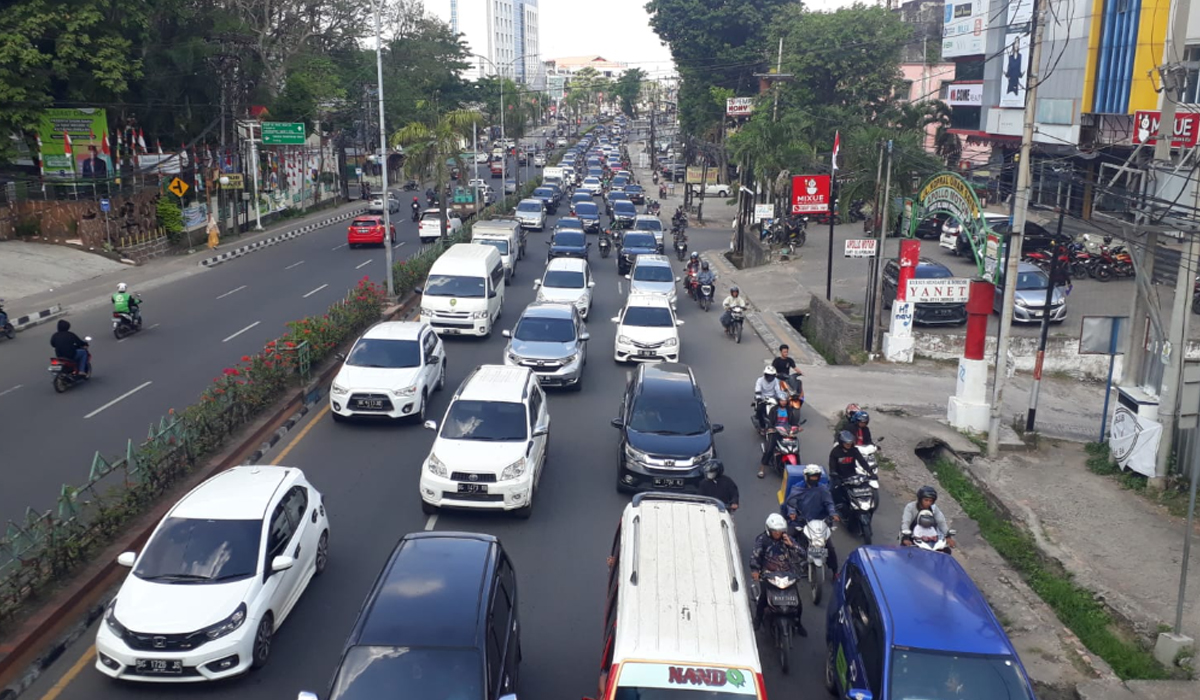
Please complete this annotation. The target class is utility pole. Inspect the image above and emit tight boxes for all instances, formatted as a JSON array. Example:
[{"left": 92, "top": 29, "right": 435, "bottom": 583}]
[
  {"left": 871, "top": 140, "right": 893, "bottom": 353},
  {"left": 864, "top": 140, "right": 887, "bottom": 351},
  {"left": 987, "top": 0, "right": 1044, "bottom": 457},
  {"left": 374, "top": 0, "right": 395, "bottom": 298},
  {"left": 772, "top": 37, "right": 784, "bottom": 122},
  {"left": 1025, "top": 203, "right": 1065, "bottom": 431}
]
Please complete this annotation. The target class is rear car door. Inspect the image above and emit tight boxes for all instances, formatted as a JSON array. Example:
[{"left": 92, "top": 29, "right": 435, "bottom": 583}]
[{"left": 832, "top": 563, "right": 882, "bottom": 698}]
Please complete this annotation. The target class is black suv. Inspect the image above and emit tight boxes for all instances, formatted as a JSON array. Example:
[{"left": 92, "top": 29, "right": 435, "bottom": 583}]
[
  {"left": 304, "top": 532, "right": 520, "bottom": 700},
  {"left": 882, "top": 258, "right": 968, "bottom": 326},
  {"left": 547, "top": 229, "right": 590, "bottom": 261},
  {"left": 611, "top": 363, "right": 724, "bottom": 493},
  {"left": 616, "top": 231, "right": 659, "bottom": 275}
]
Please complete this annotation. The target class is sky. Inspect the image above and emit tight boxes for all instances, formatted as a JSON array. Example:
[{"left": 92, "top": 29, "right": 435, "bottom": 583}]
[{"left": 537, "top": 0, "right": 860, "bottom": 76}]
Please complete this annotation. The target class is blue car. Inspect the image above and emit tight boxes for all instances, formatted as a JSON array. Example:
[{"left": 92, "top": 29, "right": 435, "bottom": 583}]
[
  {"left": 825, "top": 546, "right": 1036, "bottom": 700},
  {"left": 616, "top": 231, "right": 659, "bottom": 275},
  {"left": 574, "top": 202, "right": 602, "bottom": 233},
  {"left": 547, "top": 229, "right": 590, "bottom": 261}
]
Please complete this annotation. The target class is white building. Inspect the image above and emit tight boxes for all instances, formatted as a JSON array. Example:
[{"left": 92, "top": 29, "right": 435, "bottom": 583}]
[{"left": 425, "top": 0, "right": 543, "bottom": 88}]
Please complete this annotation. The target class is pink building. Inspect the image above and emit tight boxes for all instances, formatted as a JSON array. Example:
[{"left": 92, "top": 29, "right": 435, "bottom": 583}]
[{"left": 899, "top": 62, "right": 955, "bottom": 152}]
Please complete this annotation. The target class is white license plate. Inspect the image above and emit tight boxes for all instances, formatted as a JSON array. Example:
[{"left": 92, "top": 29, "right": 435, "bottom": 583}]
[
  {"left": 136, "top": 659, "right": 183, "bottom": 675},
  {"left": 353, "top": 399, "right": 385, "bottom": 409}
]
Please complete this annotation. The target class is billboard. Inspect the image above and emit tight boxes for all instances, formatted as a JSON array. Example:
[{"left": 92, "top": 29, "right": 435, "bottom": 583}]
[
  {"left": 999, "top": 0, "right": 1034, "bottom": 109},
  {"left": 1132, "top": 111, "right": 1200, "bottom": 148},
  {"left": 726, "top": 97, "right": 754, "bottom": 116},
  {"left": 38, "top": 108, "right": 112, "bottom": 180},
  {"left": 790, "top": 175, "right": 831, "bottom": 214},
  {"left": 946, "top": 83, "right": 983, "bottom": 106},
  {"left": 942, "top": 0, "right": 990, "bottom": 58}
]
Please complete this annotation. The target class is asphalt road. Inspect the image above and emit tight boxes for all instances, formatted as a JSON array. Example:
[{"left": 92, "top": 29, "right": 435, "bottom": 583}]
[
  {"left": 24, "top": 167, "right": 904, "bottom": 700},
  {"left": 0, "top": 152, "right": 539, "bottom": 528}
]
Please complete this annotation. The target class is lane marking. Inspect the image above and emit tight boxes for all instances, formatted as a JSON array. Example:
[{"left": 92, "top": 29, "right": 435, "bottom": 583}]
[
  {"left": 331, "top": 243, "right": 348, "bottom": 251},
  {"left": 216, "top": 285, "right": 247, "bottom": 299},
  {"left": 148, "top": 323, "right": 160, "bottom": 330},
  {"left": 355, "top": 258, "right": 374, "bottom": 270},
  {"left": 37, "top": 643, "right": 94, "bottom": 700},
  {"left": 270, "top": 403, "right": 330, "bottom": 465},
  {"left": 302, "top": 284, "right": 329, "bottom": 298},
  {"left": 424, "top": 514, "right": 438, "bottom": 531},
  {"left": 84, "top": 381, "right": 153, "bottom": 419},
  {"left": 222, "top": 321, "right": 261, "bottom": 343},
  {"left": 285, "top": 260, "right": 306, "bottom": 270},
  {"left": 0, "top": 384, "right": 23, "bottom": 398}
]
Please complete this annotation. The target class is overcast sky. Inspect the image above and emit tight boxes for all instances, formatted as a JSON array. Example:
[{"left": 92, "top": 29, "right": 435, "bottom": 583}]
[{"left": 538, "top": 0, "right": 859, "bottom": 75}]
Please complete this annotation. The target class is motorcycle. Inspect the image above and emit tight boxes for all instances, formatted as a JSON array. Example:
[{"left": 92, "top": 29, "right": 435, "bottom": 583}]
[
  {"left": 402, "top": 180, "right": 418, "bottom": 191},
  {"left": 835, "top": 463, "right": 879, "bottom": 545},
  {"left": 904, "top": 528, "right": 957, "bottom": 555},
  {"left": 1094, "top": 245, "right": 1135, "bottom": 281},
  {"left": 799, "top": 519, "right": 833, "bottom": 604},
  {"left": 598, "top": 232, "right": 612, "bottom": 259},
  {"left": 112, "top": 297, "right": 144, "bottom": 340},
  {"left": 0, "top": 299, "right": 14, "bottom": 340},
  {"left": 752, "top": 397, "right": 778, "bottom": 434},
  {"left": 673, "top": 233, "right": 688, "bottom": 261},
  {"left": 49, "top": 338, "right": 92, "bottom": 393},
  {"left": 847, "top": 200, "right": 867, "bottom": 223},
  {"left": 698, "top": 281, "right": 715, "bottom": 311},
  {"left": 757, "top": 568, "right": 803, "bottom": 673},
  {"left": 411, "top": 204, "right": 421, "bottom": 222},
  {"left": 764, "top": 423, "right": 803, "bottom": 476},
  {"left": 725, "top": 305, "right": 745, "bottom": 343}
]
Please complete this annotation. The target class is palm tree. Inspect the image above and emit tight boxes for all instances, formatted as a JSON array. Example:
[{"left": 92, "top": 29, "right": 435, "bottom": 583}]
[{"left": 393, "top": 109, "right": 482, "bottom": 238}]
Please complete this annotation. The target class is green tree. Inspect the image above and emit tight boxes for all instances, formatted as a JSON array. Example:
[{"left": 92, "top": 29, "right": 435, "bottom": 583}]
[
  {"left": 393, "top": 109, "right": 481, "bottom": 234},
  {"left": 614, "top": 69, "right": 647, "bottom": 118}
]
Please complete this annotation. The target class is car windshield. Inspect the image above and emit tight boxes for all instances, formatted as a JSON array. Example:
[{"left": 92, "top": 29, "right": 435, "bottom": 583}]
[
  {"left": 535, "top": 189, "right": 553, "bottom": 198},
  {"left": 554, "top": 232, "right": 586, "bottom": 247},
  {"left": 635, "top": 220, "right": 663, "bottom": 231},
  {"left": 623, "top": 306, "right": 674, "bottom": 327},
  {"left": 916, "top": 265, "right": 953, "bottom": 279},
  {"left": 134, "top": 517, "right": 260, "bottom": 583},
  {"left": 420, "top": 212, "right": 440, "bottom": 221},
  {"left": 572, "top": 194, "right": 590, "bottom": 203},
  {"left": 517, "top": 201, "right": 541, "bottom": 212},
  {"left": 347, "top": 338, "right": 421, "bottom": 368},
  {"left": 615, "top": 202, "right": 636, "bottom": 213},
  {"left": 557, "top": 220, "right": 584, "bottom": 231},
  {"left": 544, "top": 270, "right": 585, "bottom": 288},
  {"left": 576, "top": 203, "right": 598, "bottom": 215},
  {"left": 624, "top": 233, "right": 657, "bottom": 249},
  {"left": 634, "top": 265, "right": 674, "bottom": 283},
  {"left": 515, "top": 316, "right": 576, "bottom": 342},
  {"left": 889, "top": 648, "right": 1035, "bottom": 700},
  {"left": 475, "top": 238, "right": 509, "bottom": 255},
  {"left": 352, "top": 218, "right": 381, "bottom": 228},
  {"left": 1015, "top": 270, "right": 1049, "bottom": 290},
  {"left": 330, "top": 647, "right": 482, "bottom": 700},
  {"left": 629, "top": 393, "right": 708, "bottom": 435},
  {"left": 440, "top": 399, "right": 527, "bottom": 441},
  {"left": 627, "top": 185, "right": 644, "bottom": 193},
  {"left": 423, "top": 274, "right": 486, "bottom": 298}
]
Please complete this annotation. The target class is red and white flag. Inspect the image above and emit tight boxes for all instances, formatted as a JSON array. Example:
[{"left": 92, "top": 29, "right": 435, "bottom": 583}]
[
  {"left": 156, "top": 139, "right": 164, "bottom": 155},
  {"left": 831, "top": 131, "right": 841, "bottom": 173},
  {"left": 102, "top": 132, "right": 111, "bottom": 157},
  {"left": 136, "top": 128, "right": 147, "bottom": 153},
  {"left": 63, "top": 131, "right": 73, "bottom": 158}
]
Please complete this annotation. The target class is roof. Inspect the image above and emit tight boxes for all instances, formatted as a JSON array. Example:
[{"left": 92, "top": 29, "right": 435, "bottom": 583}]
[
  {"left": 362, "top": 321, "right": 425, "bottom": 341},
  {"left": 457, "top": 365, "right": 532, "bottom": 403},
  {"left": 438, "top": 243, "right": 499, "bottom": 262},
  {"left": 613, "top": 494, "right": 760, "bottom": 668},
  {"left": 521, "top": 302, "right": 576, "bottom": 320},
  {"left": 636, "top": 363, "right": 699, "bottom": 398},
  {"left": 633, "top": 215, "right": 662, "bottom": 224},
  {"left": 626, "top": 293, "right": 673, "bottom": 309},
  {"left": 171, "top": 466, "right": 292, "bottom": 520},
  {"left": 634, "top": 254, "right": 671, "bottom": 267},
  {"left": 355, "top": 533, "right": 497, "bottom": 648},
  {"left": 859, "top": 547, "right": 1015, "bottom": 656},
  {"left": 546, "top": 257, "right": 588, "bottom": 273}
]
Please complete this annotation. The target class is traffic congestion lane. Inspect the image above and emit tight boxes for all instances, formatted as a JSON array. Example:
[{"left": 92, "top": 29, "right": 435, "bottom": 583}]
[
  {"left": 0, "top": 197, "right": 425, "bottom": 525},
  {"left": 27, "top": 184, "right": 906, "bottom": 700}
]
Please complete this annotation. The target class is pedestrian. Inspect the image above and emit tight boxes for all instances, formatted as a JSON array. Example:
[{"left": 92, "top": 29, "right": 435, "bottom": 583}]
[{"left": 1051, "top": 243, "right": 1073, "bottom": 296}]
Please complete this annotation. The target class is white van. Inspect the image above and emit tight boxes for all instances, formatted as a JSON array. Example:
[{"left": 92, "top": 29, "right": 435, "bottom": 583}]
[
  {"left": 472, "top": 219, "right": 523, "bottom": 283},
  {"left": 589, "top": 493, "right": 765, "bottom": 700},
  {"left": 418, "top": 244, "right": 505, "bottom": 337}
]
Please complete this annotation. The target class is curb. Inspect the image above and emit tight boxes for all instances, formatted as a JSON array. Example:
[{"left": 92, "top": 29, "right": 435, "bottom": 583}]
[
  {"left": 240, "top": 403, "right": 315, "bottom": 465},
  {"left": 11, "top": 305, "right": 64, "bottom": 332},
  {"left": 198, "top": 208, "right": 367, "bottom": 268}
]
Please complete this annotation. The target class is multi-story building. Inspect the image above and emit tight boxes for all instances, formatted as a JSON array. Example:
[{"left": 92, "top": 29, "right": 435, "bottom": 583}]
[{"left": 426, "top": 0, "right": 544, "bottom": 88}]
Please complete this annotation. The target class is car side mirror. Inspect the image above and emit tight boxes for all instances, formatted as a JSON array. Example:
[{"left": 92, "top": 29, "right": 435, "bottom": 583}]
[
  {"left": 675, "top": 276, "right": 681, "bottom": 282},
  {"left": 424, "top": 420, "right": 438, "bottom": 431},
  {"left": 610, "top": 316, "right": 620, "bottom": 323},
  {"left": 580, "top": 332, "right": 591, "bottom": 341},
  {"left": 533, "top": 280, "right": 542, "bottom": 288},
  {"left": 588, "top": 281, "right": 596, "bottom": 288},
  {"left": 335, "top": 352, "right": 346, "bottom": 361},
  {"left": 712, "top": 423, "right": 724, "bottom": 433},
  {"left": 414, "top": 287, "right": 423, "bottom": 295},
  {"left": 546, "top": 241, "right": 552, "bottom": 245},
  {"left": 271, "top": 555, "right": 296, "bottom": 573},
  {"left": 489, "top": 289, "right": 498, "bottom": 298},
  {"left": 502, "top": 329, "right": 512, "bottom": 338},
  {"left": 117, "top": 551, "right": 137, "bottom": 567},
  {"left": 676, "top": 319, "right": 685, "bottom": 326},
  {"left": 298, "top": 692, "right": 319, "bottom": 700}
]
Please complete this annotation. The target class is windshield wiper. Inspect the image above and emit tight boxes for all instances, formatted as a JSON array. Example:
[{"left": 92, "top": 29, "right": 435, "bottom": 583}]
[
  {"left": 139, "top": 573, "right": 213, "bottom": 582},
  {"left": 352, "top": 363, "right": 393, "bottom": 368}
]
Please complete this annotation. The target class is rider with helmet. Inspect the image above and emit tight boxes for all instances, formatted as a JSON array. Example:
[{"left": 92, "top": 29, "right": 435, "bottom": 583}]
[
  {"left": 900, "top": 486, "right": 955, "bottom": 548},
  {"left": 829, "top": 430, "right": 872, "bottom": 513},
  {"left": 759, "top": 392, "right": 804, "bottom": 479},
  {"left": 749, "top": 513, "right": 806, "bottom": 636},
  {"left": 850, "top": 411, "right": 873, "bottom": 446},
  {"left": 696, "top": 260, "right": 716, "bottom": 288},
  {"left": 835, "top": 403, "right": 861, "bottom": 436},
  {"left": 784, "top": 464, "right": 840, "bottom": 572},
  {"left": 753, "top": 366, "right": 790, "bottom": 436},
  {"left": 111, "top": 283, "right": 140, "bottom": 325},
  {"left": 697, "top": 460, "right": 739, "bottom": 511},
  {"left": 721, "top": 286, "right": 743, "bottom": 332},
  {"left": 50, "top": 319, "right": 90, "bottom": 376},
  {"left": 684, "top": 252, "right": 702, "bottom": 295}
]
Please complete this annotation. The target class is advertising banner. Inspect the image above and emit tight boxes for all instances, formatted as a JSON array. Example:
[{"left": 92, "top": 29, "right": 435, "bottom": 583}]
[
  {"left": 942, "top": 0, "right": 990, "bottom": 58},
  {"left": 1132, "top": 111, "right": 1200, "bottom": 148},
  {"left": 1108, "top": 406, "right": 1162, "bottom": 478},
  {"left": 726, "top": 97, "right": 754, "bottom": 117},
  {"left": 844, "top": 239, "right": 877, "bottom": 258},
  {"left": 38, "top": 108, "right": 111, "bottom": 180},
  {"left": 946, "top": 83, "right": 983, "bottom": 106},
  {"left": 1000, "top": 0, "right": 1034, "bottom": 109},
  {"left": 790, "top": 175, "right": 831, "bottom": 214},
  {"left": 754, "top": 204, "right": 775, "bottom": 221},
  {"left": 907, "top": 278, "right": 970, "bottom": 303}
]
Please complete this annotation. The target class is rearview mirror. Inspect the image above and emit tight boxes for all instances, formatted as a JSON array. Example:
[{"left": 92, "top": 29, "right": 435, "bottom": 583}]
[
  {"left": 117, "top": 551, "right": 137, "bottom": 567},
  {"left": 712, "top": 423, "right": 724, "bottom": 433},
  {"left": 414, "top": 287, "right": 423, "bottom": 295},
  {"left": 676, "top": 319, "right": 685, "bottom": 326},
  {"left": 588, "top": 281, "right": 595, "bottom": 288},
  {"left": 335, "top": 352, "right": 346, "bottom": 361},
  {"left": 271, "top": 555, "right": 295, "bottom": 573},
  {"left": 533, "top": 280, "right": 542, "bottom": 288},
  {"left": 610, "top": 418, "right": 624, "bottom": 429},
  {"left": 489, "top": 289, "right": 498, "bottom": 298},
  {"left": 502, "top": 330, "right": 512, "bottom": 338},
  {"left": 611, "top": 316, "right": 620, "bottom": 323},
  {"left": 423, "top": 420, "right": 438, "bottom": 431},
  {"left": 580, "top": 332, "right": 591, "bottom": 341}
]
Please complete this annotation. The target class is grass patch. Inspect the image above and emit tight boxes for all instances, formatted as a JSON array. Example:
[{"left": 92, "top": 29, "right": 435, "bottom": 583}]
[
  {"left": 877, "top": 455, "right": 898, "bottom": 472},
  {"left": 927, "top": 456, "right": 1170, "bottom": 680},
  {"left": 959, "top": 429, "right": 988, "bottom": 452},
  {"left": 1084, "top": 443, "right": 1192, "bottom": 518}
]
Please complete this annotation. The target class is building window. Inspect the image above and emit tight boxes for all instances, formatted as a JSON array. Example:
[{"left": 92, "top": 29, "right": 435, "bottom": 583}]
[
  {"left": 896, "top": 80, "right": 913, "bottom": 103},
  {"left": 1182, "top": 46, "right": 1200, "bottom": 104}
]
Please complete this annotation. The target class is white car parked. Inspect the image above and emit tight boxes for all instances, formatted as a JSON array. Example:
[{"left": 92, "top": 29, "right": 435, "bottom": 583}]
[
  {"left": 95, "top": 466, "right": 329, "bottom": 682},
  {"left": 612, "top": 294, "right": 683, "bottom": 363},
  {"left": 330, "top": 321, "right": 447, "bottom": 422},
  {"left": 534, "top": 257, "right": 595, "bottom": 318},
  {"left": 419, "top": 365, "right": 549, "bottom": 518},
  {"left": 514, "top": 198, "right": 547, "bottom": 231}
]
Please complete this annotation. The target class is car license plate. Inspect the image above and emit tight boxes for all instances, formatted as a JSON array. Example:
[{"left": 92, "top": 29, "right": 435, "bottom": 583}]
[
  {"left": 136, "top": 659, "right": 183, "bottom": 675},
  {"left": 653, "top": 478, "right": 685, "bottom": 488},
  {"left": 636, "top": 350, "right": 657, "bottom": 358},
  {"left": 442, "top": 328, "right": 460, "bottom": 335},
  {"left": 457, "top": 483, "right": 488, "bottom": 494},
  {"left": 353, "top": 398, "right": 384, "bottom": 409}
]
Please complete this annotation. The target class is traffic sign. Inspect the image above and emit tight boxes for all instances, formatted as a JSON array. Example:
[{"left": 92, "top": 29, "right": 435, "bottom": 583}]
[
  {"left": 168, "top": 178, "right": 189, "bottom": 198},
  {"left": 844, "top": 239, "right": 877, "bottom": 258},
  {"left": 99, "top": 198, "right": 111, "bottom": 213},
  {"left": 261, "top": 122, "right": 306, "bottom": 145},
  {"left": 220, "top": 173, "right": 244, "bottom": 189}
]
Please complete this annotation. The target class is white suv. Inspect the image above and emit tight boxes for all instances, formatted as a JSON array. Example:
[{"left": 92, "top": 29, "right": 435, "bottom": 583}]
[
  {"left": 419, "top": 365, "right": 550, "bottom": 518},
  {"left": 613, "top": 294, "right": 683, "bottom": 363},
  {"left": 515, "top": 198, "right": 546, "bottom": 231},
  {"left": 330, "top": 322, "right": 446, "bottom": 422}
]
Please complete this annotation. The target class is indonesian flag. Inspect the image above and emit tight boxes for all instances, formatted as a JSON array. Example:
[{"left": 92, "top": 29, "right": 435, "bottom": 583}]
[
  {"left": 136, "top": 128, "right": 147, "bottom": 153},
  {"left": 102, "top": 132, "right": 111, "bottom": 157},
  {"left": 831, "top": 131, "right": 840, "bottom": 173},
  {"left": 63, "top": 131, "right": 73, "bottom": 159},
  {"left": 35, "top": 133, "right": 44, "bottom": 176}
]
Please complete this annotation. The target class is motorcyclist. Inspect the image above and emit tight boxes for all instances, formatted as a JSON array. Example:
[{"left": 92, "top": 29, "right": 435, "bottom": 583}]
[
  {"left": 683, "top": 252, "right": 702, "bottom": 297},
  {"left": 834, "top": 403, "right": 861, "bottom": 436},
  {"left": 50, "top": 319, "right": 90, "bottom": 376},
  {"left": 829, "top": 430, "right": 872, "bottom": 513},
  {"left": 784, "top": 464, "right": 840, "bottom": 573},
  {"left": 771, "top": 344, "right": 803, "bottom": 398},
  {"left": 695, "top": 262, "right": 716, "bottom": 299},
  {"left": 111, "top": 283, "right": 140, "bottom": 325},
  {"left": 721, "top": 286, "right": 744, "bottom": 332},
  {"left": 697, "top": 460, "right": 739, "bottom": 511},
  {"left": 753, "top": 366, "right": 789, "bottom": 435},
  {"left": 900, "top": 486, "right": 956, "bottom": 548},
  {"left": 759, "top": 395, "right": 804, "bottom": 478},
  {"left": 849, "top": 411, "right": 874, "bottom": 446},
  {"left": 749, "top": 513, "right": 806, "bottom": 636}
]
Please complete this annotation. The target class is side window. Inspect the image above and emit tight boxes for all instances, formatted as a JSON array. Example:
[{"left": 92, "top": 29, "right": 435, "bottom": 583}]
[
  {"left": 858, "top": 588, "right": 885, "bottom": 694},
  {"left": 490, "top": 262, "right": 504, "bottom": 289},
  {"left": 281, "top": 486, "right": 308, "bottom": 528},
  {"left": 486, "top": 626, "right": 502, "bottom": 696},
  {"left": 498, "top": 555, "right": 518, "bottom": 617},
  {"left": 528, "top": 385, "right": 543, "bottom": 428},
  {"left": 422, "top": 331, "right": 437, "bottom": 358},
  {"left": 265, "top": 503, "right": 294, "bottom": 561}
]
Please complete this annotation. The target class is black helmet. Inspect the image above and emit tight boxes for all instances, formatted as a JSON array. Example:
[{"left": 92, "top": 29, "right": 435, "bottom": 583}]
[
  {"left": 703, "top": 460, "right": 724, "bottom": 480},
  {"left": 57, "top": 319, "right": 70, "bottom": 332},
  {"left": 917, "top": 485, "right": 938, "bottom": 503},
  {"left": 838, "top": 430, "right": 855, "bottom": 445},
  {"left": 701, "top": 261, "right": 710, "bottom": 270}
]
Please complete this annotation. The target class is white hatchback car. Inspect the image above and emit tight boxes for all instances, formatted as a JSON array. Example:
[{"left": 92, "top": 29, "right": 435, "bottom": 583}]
[
  {"left": 613, "top": 293, "right": 683, "bottom": 363},
  {"left": 95, "top": 466, "right": 329, "bottom": 682},
  {"left": 627, "top": 254, "right": 678, "bottom": 306},
  {"left": 581, "top": 177, "right": 603, "bottom": 196},
  {"left": 534, "top": 257, "right": 595, "bottom": 318},
  {"left": 330, "top": 322, "right": 446, "bottom": 422},
  {"left": 419, "top": 365, "right": 549, "bottom": 519}
]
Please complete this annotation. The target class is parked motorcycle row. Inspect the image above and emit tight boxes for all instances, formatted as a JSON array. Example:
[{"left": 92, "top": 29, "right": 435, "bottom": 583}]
[{"left": 1022, "top": 237, "right": 1134, "bottom": 282}]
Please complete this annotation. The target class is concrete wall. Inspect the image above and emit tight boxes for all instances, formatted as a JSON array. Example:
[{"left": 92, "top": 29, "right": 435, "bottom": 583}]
[
  {"left": 742, "top": 229, "right": 771, "bottom": 268},
  {"left": 121, "top": 236, "right": 173, "bottom": 264},
  {"left": 807, "top": 295, "right": 865, "bottom": 365}
]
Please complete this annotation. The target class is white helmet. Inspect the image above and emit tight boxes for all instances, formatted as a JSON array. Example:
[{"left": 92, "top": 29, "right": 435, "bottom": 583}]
[
  {"left": 803, "top": 464, "right": 824, "bottom": 478},
  {"left": 762, "top": 366, "right": 777, "bottom": 377},
  {"left": 765, "top": 513, "right": 787, "bottom": 533},
  {"left": 117, "top": 283, "right": 127, "bottom": 293}
]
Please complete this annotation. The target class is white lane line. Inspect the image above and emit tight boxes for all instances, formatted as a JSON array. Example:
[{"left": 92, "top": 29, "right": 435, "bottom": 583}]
[
  {"left": 285, "top": 260, "right": 306, "bottom": 270},
  {"left": 222, "top": 321, "right": 261, "bottom": 343},
  {"left": 397, "top": 241, "right": 406, "bottom": 247},
  {"left": 85, "top": 381, "right": 153, "bottom": 419},
  {"left": 302, "top": 284, "right": 329, "bottom": 298},
  {"left": 355, "top": 258, "right": 374, "bottom": 270},
  {"left": 424, "top": 514, "right": 438, "bottom": 531},
  {"left": 0, "top": 385, "right": 23, "bottom": 398},
  {"left": 148, "top": 323, "right": 160, "bottom": 330},
  {"left": 217, "top": 285, "right": 247, "bottom": 299},
  {"left": 331, "top": 243, "right": 347, "bottom": 251}
]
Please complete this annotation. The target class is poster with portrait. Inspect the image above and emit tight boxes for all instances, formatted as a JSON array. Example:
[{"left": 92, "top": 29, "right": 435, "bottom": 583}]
[
  {"left": 1000, "top": 0, "right": 1035, "bottom": 109},
  {"left": 37, "top": 108, "right": 112, "bottom": 180}
]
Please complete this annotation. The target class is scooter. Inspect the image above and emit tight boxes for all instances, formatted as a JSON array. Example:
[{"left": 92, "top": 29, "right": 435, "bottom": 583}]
[
  {"left": 835, "top": 465, "right": 879, "bottom": 545},
  {"left": 764, "top": 423, "right": 803, "bottom": 476},
  {"left": 112, "top": 297, "right": 144, "bottom": 340},
  {"left": 725, "top": 305, "right": 745, "bottom": 343},
  {"left": 403, "top": 180, "right": 418, "bottom": 191},
  {"left": 697, "top": 280, "right": 715, "bottom": 312},
  {"left": 411, "top": 204, "right": 421, "bottom": 222},
  {"left": 757, "top": 567, "right": 803, "bottom": 674},
  {"left": 904, "top": 529, "right": 956, "bottom": 555},
  {"left": 673, "top": 233, "right": 688, "bottom": 261},
  {"left": 49, "top": 339, "right": 92, "bottom": 393},
  {"left": 598, "top": 232, "right": 612, "bottom": 259},
  {"left": 800, "top": 519, "right": 833, "bottom": 604},
  {"left": 0, "top": 299, "right": 14, "bottom": 340}
]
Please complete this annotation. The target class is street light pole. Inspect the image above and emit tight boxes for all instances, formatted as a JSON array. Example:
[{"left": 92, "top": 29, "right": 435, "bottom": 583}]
[{"left": 373, "top": 0, "right": 395, "bottom": 298}]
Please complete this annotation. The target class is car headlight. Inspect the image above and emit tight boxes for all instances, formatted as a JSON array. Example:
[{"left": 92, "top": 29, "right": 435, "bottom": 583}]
[
  {"left": 331, "top": 382, "right": 349, "bottom": 396},
  {"left": 394, "top": 385, "right": 417, "bottom": 397},
  {"left": 420, "top": 307, "right": 433, "bottom": 317},
  {"left": 624, "top": 443, "right": 650, "bottom": 463},
  {"left": 471, "top": 311, "right": 489, "bottom": 319},
  {"left": 563, "top": 353, "right": 579, "bottom": 365},
  {"left": 1052, "top": 298, "right": 1065, "bottom": 306},
  {"left": 664, "top": 337, "right": 678, "bottom": 347},
  {"left": 696, "top": 446, "right": 714, "bottom": 464},
  {"left": 500, "top": 459, "right": 526, "bottom": 480},
  {"left": 427, "top": 453, "right": 448, "bottom": 477},
  {"left": 1015, "top": 298, "right": 1027, "bottom": 308},
  {"left": 105, "top": 599, "right": 127, "bottom": 636},
  {"left": 204, "top": 603, "right": 247, "bottom": 640},
  {"left": 507, "top": 351, "right": 522, "bottom": 364},
  {"left": 617, "top": 334, "right": 632, "bottom": 344}
]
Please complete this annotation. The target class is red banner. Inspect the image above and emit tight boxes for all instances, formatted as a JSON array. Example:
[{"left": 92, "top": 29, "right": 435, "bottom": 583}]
[
  {"left": 1132, "top": 111, "right": 1200, "bottom": 148},
  {"left": 791, "top": 175, "right": 831, "bottom": 214}
]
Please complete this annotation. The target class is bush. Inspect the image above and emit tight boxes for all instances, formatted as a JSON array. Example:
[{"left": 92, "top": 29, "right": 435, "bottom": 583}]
[
  {"left": 15, "top": 216, "right": 40, "bottom": 238},
  {"left": 156, "top": 197, "right": 184, "bottom": 242}
]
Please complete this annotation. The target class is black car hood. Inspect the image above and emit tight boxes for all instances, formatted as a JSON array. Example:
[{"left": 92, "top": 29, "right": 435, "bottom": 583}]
[
  {"left": 551, "top": 244, "right": 588, "bottom": 256},
  {"left": 626, "top": 428, "right": 713, "bottom": 461},
  {"left": 623, "top": 244, "right": 658, "bottom": 256}
]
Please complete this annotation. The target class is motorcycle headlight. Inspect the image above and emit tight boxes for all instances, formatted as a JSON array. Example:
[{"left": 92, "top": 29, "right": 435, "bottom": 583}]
[
  {"left": 394, "top": 385, "right": 417, "bottom": 397},
  {"left": 617, "top": 334, "right": 633, "bottom": 344},
  {"left": 471, "top": 311, "right": 489, "bottom": 319},
  {"left": 204, "top": 603, "right": 248, "bottom": 640},
  {"left": 500, "top": 459, "right": 526, "bottom": 480},
  {"left": 663, "top": 337, "right": 678, "bottom": 347},
  {"left": 331, "top": 382, "right": 349, "bottom": 396},
  {"left": 427, "top": 453, "right": 448, "bottom": 477}
]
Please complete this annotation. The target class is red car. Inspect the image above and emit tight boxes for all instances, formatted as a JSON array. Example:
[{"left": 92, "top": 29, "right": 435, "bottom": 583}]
[
  {"left": 490, "top": 161, "right": 504, "bottom": 178},
  {"left": 347, "top": 215, "right": 396, "bottom": 248}
]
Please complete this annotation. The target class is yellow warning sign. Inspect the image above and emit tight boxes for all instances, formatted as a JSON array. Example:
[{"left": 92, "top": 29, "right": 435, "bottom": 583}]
[{"left": 168, "top": 177, "right": 189, "bottom": 198}]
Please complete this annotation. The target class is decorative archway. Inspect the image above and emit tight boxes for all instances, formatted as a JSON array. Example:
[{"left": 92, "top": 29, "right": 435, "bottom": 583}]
[{"left": 907, "top": 172, "right": 1004, "bottom": 282}]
